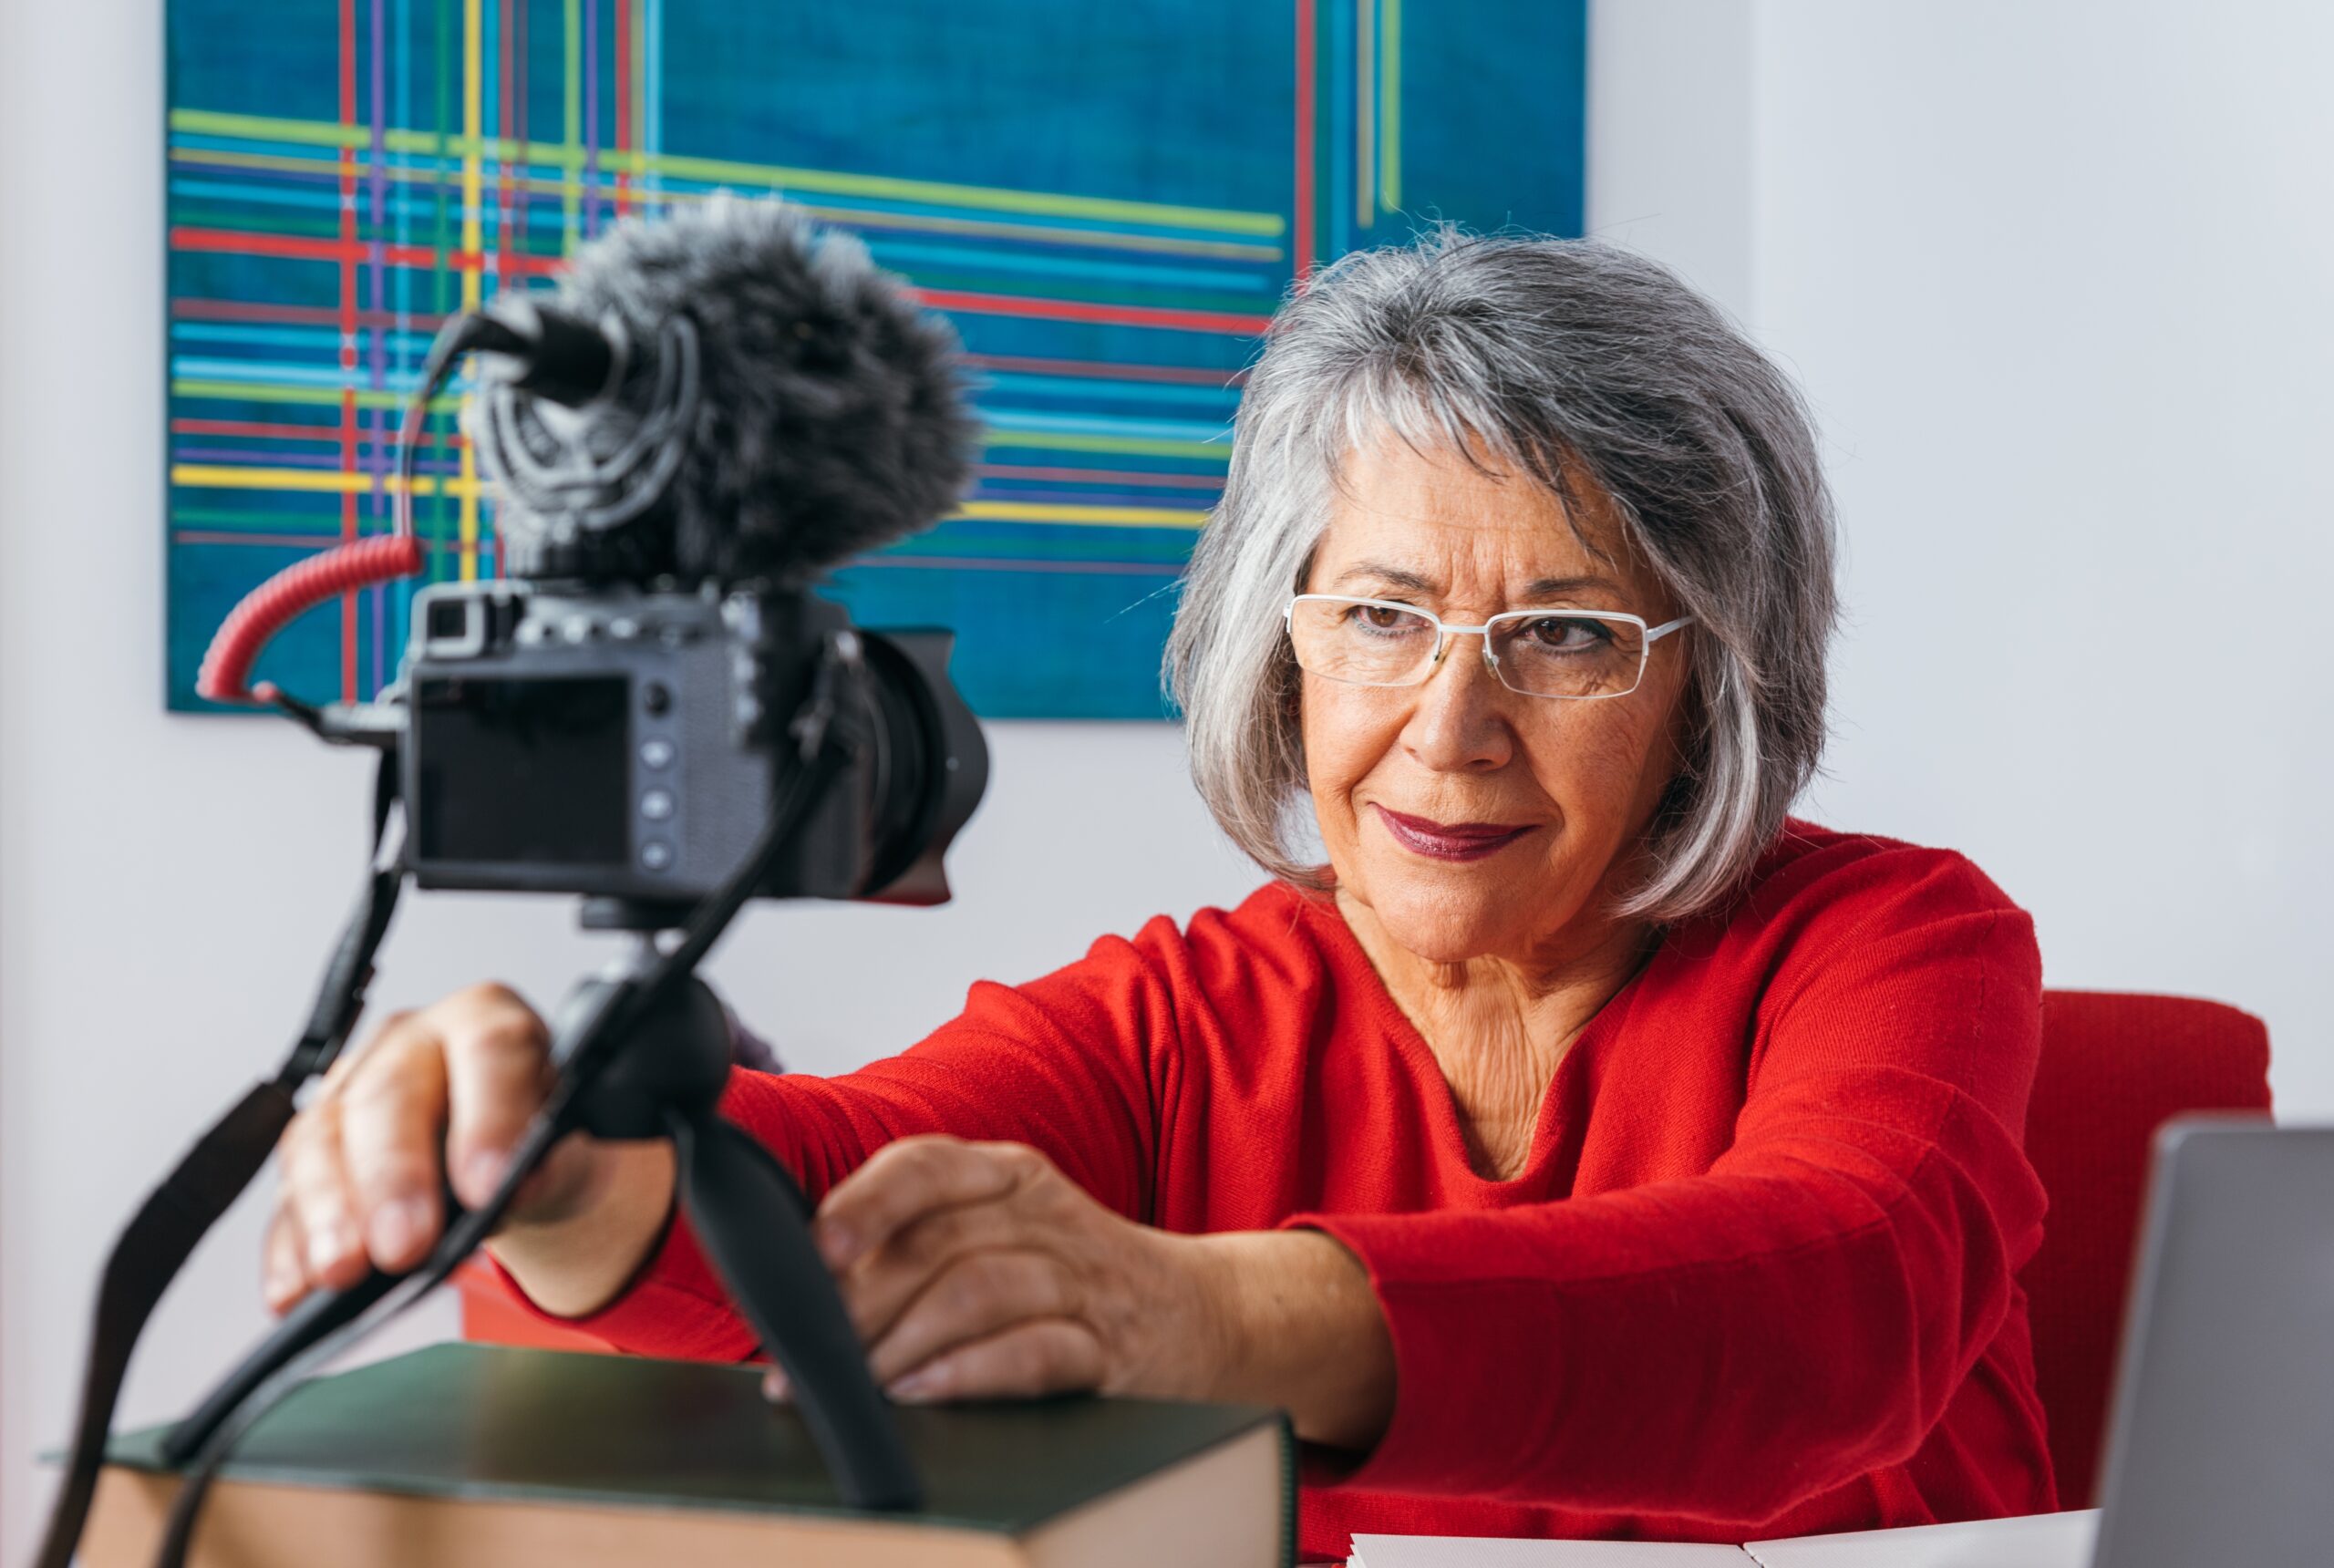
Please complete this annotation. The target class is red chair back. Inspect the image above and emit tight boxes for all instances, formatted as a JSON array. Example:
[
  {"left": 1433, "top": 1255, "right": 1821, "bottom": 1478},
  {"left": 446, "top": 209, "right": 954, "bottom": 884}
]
[{"left": 2022, "top": 989, "right": 2272, "bottom": 1507}]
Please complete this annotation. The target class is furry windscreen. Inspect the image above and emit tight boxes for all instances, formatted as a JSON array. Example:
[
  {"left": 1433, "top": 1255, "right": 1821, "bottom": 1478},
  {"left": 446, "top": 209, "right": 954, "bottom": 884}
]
[{"left": 532, "top": 195, "right": 978, "bottom": 585}]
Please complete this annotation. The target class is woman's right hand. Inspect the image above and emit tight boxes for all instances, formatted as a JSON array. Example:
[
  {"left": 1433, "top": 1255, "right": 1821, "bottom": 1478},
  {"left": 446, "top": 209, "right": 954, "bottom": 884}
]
[{"left": 263, "top": 982, "right": 677, "bottom": 1321}]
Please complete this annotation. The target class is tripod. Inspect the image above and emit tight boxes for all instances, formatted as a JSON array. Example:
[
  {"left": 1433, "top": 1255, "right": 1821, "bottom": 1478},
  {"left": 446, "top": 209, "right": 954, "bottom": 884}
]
[{"left": 34, "top": 634, "right": 924, "bottom": 1568}]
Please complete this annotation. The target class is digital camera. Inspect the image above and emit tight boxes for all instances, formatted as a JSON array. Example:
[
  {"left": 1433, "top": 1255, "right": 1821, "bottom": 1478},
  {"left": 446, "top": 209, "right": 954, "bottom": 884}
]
[{"left": 401, "top": 578, "right": 986, "bottom": 909}]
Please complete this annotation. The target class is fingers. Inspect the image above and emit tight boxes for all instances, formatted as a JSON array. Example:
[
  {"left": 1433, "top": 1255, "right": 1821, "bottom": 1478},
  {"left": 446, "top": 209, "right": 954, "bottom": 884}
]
[
  {"left": 276, "top": 1100, "right": 370, "bottom": 1295},
  {"left": 262, "top": 1203, "right": 309, "bottom": 1315},
  {"left": 263, "top": 982, "right": 552, "bottom": 1316},
  {"left": 813, "top": 1137, "right": 1044, "bottom": 1273},
  {"left": 887, "top": 1319, "right": 1105, "bottom": 1404},
  {"left": 435, "top": 985, "right": 553, "bottom": 1208},
  {"left": 790, "top": 1139, "right": 1111, "bottom": 1408},
  {"left": 336, "top": 1012, "right": 451, "bottom": 1273},
  {"left": 837, "top": 1199, "right": 1028, "bottom": 1348},
  {"left": 863, "top": 1249, "right": 1076, "bottom": 1388},
  {"left": 764, "top": 1315, "right": 1105, "bottom": 1407}
]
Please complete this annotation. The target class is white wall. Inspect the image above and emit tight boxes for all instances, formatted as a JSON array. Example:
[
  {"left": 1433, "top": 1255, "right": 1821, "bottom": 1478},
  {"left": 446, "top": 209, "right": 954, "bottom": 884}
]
[
  {"left": 1744, "top": 2, "right": 2334, "bottom": 1119},
  {"left": 1586, "top": 0, "right": 1756, "bottom": 325},
  {"left": 5, "top": 0, "right": 2330, "bottom": 1554},
  {"left": 1596, "top": 1, "right": 2334, "bottom": 1120}
]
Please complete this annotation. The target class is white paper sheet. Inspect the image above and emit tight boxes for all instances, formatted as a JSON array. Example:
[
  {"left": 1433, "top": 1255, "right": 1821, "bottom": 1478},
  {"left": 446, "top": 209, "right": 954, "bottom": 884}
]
[
  {"left": 1742, "top": 1510, "right": 2100, "bottom": 1568},
  {"left": 1343, "top": 1511, "right": 2101, "bottom": 1568}
]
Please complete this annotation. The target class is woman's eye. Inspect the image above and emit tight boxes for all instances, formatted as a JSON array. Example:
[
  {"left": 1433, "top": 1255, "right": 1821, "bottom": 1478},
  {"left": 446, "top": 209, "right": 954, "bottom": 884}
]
[
  {"left": 1349, "top": 603, "right": 1418, "bottom": 632},
  {"left": 1522, "top": 616, "right": 1610, "bottom": 650}
]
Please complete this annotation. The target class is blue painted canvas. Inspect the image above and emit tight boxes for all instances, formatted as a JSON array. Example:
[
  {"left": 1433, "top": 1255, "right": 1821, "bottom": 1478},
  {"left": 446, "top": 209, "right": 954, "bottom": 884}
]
[{"left": 165, "top": 0, "right": 1586, "bottom": 717}]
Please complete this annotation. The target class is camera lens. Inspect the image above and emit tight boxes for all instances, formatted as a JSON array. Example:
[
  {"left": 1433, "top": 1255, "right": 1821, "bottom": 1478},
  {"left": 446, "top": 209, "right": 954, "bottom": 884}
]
[{"left": 849, "top": 629, "right": 986, "bottom": 904}]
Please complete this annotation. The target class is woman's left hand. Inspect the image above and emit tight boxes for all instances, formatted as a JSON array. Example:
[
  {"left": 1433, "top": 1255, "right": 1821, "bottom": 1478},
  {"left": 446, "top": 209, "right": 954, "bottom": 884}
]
[{"left": 782, "top": 1134, "right": 1232, "bottom": 1406}]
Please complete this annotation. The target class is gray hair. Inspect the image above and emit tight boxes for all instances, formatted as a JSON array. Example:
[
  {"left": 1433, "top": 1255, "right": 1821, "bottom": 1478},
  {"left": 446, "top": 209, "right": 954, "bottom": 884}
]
[{"left": 1165, "top": 226, "right": 1837, "bottom": 923}]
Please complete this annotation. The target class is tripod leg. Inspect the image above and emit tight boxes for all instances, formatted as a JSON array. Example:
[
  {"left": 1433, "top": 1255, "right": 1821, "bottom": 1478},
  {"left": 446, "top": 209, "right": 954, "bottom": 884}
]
[{"left": 668, "top": 1109, "right": 924, "bottom": 1511}]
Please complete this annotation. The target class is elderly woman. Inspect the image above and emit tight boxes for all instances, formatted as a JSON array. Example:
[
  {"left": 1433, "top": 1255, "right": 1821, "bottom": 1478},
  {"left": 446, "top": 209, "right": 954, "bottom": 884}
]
[{"left": 263, "top": 231, "right": 2054, "bottom": 1558}]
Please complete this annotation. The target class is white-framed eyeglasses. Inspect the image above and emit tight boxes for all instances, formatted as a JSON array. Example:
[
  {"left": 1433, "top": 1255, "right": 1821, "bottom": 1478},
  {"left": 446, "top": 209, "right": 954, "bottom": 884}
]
[{"left": 1284, "top": 593, "right": 1695, "bottom": 701}]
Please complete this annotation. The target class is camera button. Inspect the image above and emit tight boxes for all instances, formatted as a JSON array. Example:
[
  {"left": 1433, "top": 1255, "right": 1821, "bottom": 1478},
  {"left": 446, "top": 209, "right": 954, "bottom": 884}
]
[
  {"left": 640, "top": 841, "right": 676, "bottom": 872},
  {"left": 641, "top": 789, "right": 676, "bottom": 821},
  {"left": 639, "top": 738, "right": 676, "bottom": 769},
  {"left": 642, "top": 681, "right": 673, "bottom": 716}
]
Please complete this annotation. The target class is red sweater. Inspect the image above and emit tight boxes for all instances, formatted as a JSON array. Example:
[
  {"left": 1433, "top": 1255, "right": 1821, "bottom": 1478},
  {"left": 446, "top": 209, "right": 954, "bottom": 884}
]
[{"left": 518, "top": 822, "right": 2057, "bottom": 1558}]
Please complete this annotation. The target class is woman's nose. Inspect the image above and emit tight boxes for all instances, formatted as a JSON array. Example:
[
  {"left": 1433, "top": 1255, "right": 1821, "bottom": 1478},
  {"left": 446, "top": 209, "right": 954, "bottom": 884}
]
[{"left": 1400, "top": 631, "right": 1514, "bottom": 773}]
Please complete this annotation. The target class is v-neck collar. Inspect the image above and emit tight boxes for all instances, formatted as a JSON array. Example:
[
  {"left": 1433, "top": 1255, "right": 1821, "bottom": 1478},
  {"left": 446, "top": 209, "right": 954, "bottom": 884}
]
[{"left": 1279, "top": 882, "right": 1662, "bottom": 1192}]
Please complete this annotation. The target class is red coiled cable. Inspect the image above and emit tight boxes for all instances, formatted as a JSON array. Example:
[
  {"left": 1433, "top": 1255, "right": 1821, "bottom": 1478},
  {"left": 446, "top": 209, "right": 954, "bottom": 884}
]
[{"left": 195, "top": 533, "right": 427, "bottom": 705}]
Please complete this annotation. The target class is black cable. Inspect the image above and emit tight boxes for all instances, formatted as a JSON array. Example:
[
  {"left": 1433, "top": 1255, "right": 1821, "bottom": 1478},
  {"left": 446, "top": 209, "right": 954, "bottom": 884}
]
[{"left": 394, "top": 311, "right": 501, "bottom": 550}]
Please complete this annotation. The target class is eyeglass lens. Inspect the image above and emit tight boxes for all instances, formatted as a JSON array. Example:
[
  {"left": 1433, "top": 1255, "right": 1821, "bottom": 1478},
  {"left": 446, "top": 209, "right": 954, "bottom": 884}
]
[{"left": 1287, "top": 598, "right": 1649, "bottom": 699}]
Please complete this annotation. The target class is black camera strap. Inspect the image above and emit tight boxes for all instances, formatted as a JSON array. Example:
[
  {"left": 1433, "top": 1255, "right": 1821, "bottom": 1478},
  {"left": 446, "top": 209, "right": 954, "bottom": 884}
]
[
  {"left": 32, "top": 752, "right": 407, "bottom": 1568},
  {"left": 138, "top": 634, "right": 922, "bottom": 1568}
]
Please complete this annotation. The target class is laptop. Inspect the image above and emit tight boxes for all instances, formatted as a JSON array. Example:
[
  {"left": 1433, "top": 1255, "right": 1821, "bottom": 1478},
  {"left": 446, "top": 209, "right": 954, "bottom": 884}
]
[{"left": 2089, "top": 1119, "right": 2334, "bottom": 1568}]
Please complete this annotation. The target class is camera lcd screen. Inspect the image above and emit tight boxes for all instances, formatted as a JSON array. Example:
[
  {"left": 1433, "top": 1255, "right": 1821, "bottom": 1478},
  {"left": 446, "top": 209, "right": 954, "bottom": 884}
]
[{"left": 414, "top": 676, "right": 631, "bottom": 867}]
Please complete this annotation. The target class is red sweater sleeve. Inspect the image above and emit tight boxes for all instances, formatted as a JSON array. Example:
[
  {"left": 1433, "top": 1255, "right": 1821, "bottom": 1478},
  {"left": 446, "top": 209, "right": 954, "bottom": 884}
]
[
  {"left": 508, "top": 926, "right": 1182, "bottom": 1357},
  {"left": 1288, "top": 850, "right": 2049, "bottom": 1521}
]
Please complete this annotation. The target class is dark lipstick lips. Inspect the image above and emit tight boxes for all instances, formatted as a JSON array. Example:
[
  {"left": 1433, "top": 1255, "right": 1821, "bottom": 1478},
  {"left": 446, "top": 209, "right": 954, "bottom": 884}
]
[{"left": 1370, "top": 804, "right": 1534, "bottom": 861}]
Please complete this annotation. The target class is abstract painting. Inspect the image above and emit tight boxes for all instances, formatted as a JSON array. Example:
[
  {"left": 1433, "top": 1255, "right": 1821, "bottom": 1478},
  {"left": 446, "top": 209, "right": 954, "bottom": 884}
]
[{"left": 165, "top": 0, "right": 1585, "bottom": 717}]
